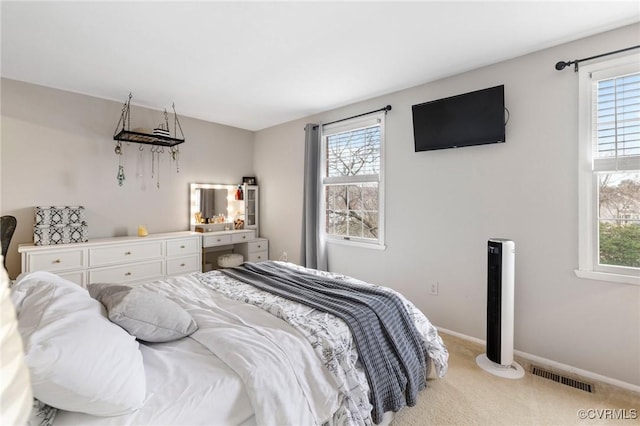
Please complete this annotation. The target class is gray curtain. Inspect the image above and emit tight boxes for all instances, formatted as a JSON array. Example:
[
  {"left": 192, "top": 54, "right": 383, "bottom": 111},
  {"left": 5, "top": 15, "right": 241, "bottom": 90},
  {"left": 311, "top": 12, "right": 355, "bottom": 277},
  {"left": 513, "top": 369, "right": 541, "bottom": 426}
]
[{"left": 301, "top": 123, "right": 328, "bottom": 271}]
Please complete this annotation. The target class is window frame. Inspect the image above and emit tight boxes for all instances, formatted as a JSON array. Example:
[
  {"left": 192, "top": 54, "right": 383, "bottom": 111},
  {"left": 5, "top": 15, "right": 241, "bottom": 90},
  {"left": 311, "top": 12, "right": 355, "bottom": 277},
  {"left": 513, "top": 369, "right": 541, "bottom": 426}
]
[
  {"left": 576, "top": 53, "right": 640, "bottom": 285},
  {"left": 320, "top": 112, "right": 386, "bottom": 249}
]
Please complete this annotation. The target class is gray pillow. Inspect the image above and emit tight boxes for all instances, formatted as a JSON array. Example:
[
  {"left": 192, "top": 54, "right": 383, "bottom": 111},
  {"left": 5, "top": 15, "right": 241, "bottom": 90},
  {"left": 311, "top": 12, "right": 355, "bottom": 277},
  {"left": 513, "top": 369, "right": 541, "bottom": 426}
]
[{"left": 88, "top": 283, "right": 198, "bottom": 343}]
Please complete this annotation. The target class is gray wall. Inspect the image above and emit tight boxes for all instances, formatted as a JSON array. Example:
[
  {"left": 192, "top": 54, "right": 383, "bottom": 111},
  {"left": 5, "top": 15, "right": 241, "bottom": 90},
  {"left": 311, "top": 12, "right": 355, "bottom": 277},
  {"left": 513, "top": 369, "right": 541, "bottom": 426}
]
[
  {"left": 1, "top": 79, "right": 254, "bottom": 278},
  {"left": 254, "top": 24, "right": 640, "bottom": 387}
]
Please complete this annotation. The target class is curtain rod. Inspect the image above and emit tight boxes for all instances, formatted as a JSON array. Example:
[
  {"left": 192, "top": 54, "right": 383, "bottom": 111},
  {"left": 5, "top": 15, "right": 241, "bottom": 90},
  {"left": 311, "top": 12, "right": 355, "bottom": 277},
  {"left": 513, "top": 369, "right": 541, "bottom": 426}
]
[
  {"left": 312, "top": 105, "right": 392, "bottom": 129},
  {"left": 555, "top": 45, "right": 640, "bottom": 72}
]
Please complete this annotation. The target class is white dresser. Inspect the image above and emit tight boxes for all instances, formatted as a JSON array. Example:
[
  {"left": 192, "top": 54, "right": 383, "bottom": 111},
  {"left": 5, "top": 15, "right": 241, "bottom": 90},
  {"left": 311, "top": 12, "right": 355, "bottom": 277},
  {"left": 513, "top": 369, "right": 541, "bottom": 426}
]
[{"left": 18, "top": 231, "right": 202, "bottom": 287}]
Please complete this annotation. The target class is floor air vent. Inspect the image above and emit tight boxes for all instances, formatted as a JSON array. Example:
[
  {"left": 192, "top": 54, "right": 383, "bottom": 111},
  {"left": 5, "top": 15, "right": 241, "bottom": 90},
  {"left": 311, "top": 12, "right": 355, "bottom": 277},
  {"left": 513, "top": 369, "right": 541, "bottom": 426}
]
[{"left": 531, "top": 366, "right": 594, "bottom": 393}]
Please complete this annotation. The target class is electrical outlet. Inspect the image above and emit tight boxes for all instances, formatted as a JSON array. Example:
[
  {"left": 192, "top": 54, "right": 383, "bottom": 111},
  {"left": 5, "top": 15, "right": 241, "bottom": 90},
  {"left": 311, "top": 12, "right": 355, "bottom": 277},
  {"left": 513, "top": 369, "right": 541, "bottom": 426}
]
[
  {"left": 280, "top": 251, "right": 288, "bottom": 261},
  {"left": 430, "top": 282, "right": 439, "bottom": 296}
]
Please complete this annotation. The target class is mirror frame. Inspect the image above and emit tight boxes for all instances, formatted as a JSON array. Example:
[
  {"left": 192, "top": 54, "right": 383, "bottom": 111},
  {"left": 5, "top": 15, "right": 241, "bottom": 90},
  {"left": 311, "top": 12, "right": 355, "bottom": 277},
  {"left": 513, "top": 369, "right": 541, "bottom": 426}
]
[{"left": 189, "top": 183, "right": 242, "bottom": 230}]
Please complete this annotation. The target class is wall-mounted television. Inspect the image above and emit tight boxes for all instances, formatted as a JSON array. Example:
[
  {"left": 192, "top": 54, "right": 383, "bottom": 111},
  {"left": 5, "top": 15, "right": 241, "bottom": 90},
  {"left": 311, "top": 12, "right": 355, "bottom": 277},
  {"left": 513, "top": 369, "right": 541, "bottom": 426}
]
[{"left": 412, "top": 85, "right": 506, "bottom": 152}]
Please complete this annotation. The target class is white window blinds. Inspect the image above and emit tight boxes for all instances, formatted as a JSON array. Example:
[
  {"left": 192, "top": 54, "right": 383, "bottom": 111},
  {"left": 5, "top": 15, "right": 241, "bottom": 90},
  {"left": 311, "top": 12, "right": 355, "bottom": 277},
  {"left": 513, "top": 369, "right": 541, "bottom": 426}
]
[{"left": 593, "top": 71, "right": 640, "bottom": 171}]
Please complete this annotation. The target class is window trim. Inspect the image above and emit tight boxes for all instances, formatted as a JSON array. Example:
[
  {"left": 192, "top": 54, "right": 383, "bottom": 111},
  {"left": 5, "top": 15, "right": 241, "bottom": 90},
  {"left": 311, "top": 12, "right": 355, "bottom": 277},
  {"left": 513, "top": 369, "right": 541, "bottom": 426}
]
[
  {"left": 576, "top": 54, "right": 640, "bottom": 286},
  {"left": 320, "top": 112, "right": 386, "bottom": 249}
]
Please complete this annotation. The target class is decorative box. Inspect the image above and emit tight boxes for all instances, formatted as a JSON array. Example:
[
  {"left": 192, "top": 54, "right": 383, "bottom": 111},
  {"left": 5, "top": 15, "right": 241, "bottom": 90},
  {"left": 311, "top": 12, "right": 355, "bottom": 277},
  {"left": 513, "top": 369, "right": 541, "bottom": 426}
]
[
  {"left": 33, "top": 206, "right": 88, "bottom": 246},
  {"left": 35, "top": 206, "right": 86, "bottom": 226}
]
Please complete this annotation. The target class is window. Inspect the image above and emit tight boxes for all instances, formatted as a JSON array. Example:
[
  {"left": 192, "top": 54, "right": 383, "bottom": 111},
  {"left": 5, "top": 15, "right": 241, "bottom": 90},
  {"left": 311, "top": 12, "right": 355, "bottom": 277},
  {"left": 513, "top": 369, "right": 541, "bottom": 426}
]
[
  {"left": 321, "top": 112, "right": 385, "bottom": 248},
  {"left": 577, "top": 54, "right": 640, "bottom": 285}
]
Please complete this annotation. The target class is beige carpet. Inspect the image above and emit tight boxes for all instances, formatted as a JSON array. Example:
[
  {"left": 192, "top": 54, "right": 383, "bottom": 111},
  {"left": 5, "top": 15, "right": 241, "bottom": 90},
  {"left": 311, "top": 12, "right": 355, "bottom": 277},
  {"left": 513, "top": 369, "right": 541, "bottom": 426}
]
[{"left": 392, "top": 333, "right": 639, "bottom": 425}]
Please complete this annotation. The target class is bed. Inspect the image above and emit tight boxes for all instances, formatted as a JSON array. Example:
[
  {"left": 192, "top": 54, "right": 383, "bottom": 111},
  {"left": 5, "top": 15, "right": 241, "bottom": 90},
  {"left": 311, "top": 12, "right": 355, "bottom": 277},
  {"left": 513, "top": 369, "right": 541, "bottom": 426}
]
[{"left": 11, "top": 261, "right": 448, "bottom": 426}]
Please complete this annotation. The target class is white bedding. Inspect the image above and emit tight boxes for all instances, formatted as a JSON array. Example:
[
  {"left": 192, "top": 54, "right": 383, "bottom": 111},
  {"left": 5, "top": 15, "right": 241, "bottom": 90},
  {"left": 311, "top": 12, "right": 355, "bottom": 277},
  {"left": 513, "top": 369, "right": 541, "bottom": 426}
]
[
  {"left": 56, "top": 337, "right": 254, "bottom": 425},
  {"left": 200, "top": 262, "right": 449, "bottom": 424},
  {"left": 55, "top": 272, "right": 340, "bottom": 426},
  {"left": 23, "top": 262, "right": 448, "bottom": 426}
]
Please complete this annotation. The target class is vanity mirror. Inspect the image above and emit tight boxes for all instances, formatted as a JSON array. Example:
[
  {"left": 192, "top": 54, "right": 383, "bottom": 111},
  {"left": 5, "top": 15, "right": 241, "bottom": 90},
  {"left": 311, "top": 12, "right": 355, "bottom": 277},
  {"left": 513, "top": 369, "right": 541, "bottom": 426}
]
[{"left": 189, "top": 183, "right": 244, "bottom": 231}]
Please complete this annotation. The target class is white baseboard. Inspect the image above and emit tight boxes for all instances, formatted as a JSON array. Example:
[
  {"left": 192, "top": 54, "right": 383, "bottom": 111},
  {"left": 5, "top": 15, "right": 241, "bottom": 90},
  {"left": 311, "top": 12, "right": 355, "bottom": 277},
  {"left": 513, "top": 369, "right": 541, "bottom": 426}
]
[{"left": 436, "top": 326, "right": 640, "bottom": 393}]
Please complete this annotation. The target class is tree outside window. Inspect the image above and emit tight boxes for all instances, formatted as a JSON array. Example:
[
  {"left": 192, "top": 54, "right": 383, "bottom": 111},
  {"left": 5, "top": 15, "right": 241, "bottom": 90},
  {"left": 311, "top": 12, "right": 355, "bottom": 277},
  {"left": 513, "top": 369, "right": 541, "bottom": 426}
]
[{"left": 598, "top": 173, "right": 640, "bottom": 268}]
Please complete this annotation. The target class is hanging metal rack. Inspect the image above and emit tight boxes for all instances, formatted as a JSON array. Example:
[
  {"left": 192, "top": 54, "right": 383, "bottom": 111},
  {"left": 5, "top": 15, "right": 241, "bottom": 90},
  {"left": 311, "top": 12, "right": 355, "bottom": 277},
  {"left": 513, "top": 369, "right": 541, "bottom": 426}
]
[
  {"left": 112, "top": 93, "right": 184, "bottom": 188},
  {"left": 113, "top": 92, "right": 185, "bottom": 147}
]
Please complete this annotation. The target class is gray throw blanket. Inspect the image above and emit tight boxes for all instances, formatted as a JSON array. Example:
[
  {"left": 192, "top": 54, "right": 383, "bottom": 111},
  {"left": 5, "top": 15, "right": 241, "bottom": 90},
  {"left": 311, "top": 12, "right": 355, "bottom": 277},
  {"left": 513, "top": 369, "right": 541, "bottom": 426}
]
[{"left": 221, "top": 261, "right": 427, "bottom": 424}]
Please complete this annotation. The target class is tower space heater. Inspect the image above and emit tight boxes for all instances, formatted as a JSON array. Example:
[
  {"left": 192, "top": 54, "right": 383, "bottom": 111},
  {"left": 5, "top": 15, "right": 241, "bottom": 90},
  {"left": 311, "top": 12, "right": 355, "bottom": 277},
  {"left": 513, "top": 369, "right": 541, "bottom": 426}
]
[{"left": 476, "top": 238, "right": 524, "bottom": 379}]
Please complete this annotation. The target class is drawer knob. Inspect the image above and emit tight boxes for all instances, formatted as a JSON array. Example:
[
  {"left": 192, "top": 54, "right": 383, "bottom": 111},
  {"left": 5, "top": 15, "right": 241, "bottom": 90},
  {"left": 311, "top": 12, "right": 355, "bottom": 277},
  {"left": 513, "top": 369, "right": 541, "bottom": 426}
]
[
  {"left": 53, "top": 259, "right": 61, "bottom": 264},
  {"left": 242, "top": 236, "right": 246, "bottom": 239},
  {"left": 125, "top": 272, "right": 132, "bottom": 276},
  {"left": 180, "top": 263, "right": 186, "bottom": 267},
  {"left": 217, "top": 238, "right": 221, "bottom": 242},
  {"left": 125, "top": 251, "right": 132, "bottom": 255},
  {"left": 180, "top": 245, "right": 185, "bottom": 249},
  {"left": 257, "top": 245, "right": 261, "bottom": 249}
]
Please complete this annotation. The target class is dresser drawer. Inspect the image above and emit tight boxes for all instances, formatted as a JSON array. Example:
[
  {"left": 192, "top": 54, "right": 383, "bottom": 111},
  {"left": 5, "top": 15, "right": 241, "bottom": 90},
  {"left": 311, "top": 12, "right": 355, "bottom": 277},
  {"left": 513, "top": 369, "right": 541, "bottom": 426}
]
[
  {"left": 245, "top": 239, "right": 268, "bottom": 253},
  {"left": 27, "top": 249, "right": 84, "bottom": 272},
  {"left": 88, "top": 260, "right": 163, "bottom": 284},
  {"left": 231, "top": 231, "right": 255, "bottom": 244},
  {"left": 203, "top": 234, "right": 232, "bottom": 247},
  {"left": 167, "top": 237, "right": 199, "bottom": 257},
  {"left": 89, "top": 241, "right": 163, "bottom": 267},
  {"left": 246, "top": 251, "right": 268, "bottom": 263},
  {"left": 166, "top": 255, "right": 200, "bottom": 276}
]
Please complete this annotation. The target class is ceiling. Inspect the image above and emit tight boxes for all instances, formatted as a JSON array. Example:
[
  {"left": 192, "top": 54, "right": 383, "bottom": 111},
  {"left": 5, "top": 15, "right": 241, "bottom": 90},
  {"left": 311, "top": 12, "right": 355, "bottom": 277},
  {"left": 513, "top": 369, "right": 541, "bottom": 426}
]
[{"left": 2, "top": 1, "right": 639, "bottom": 131}]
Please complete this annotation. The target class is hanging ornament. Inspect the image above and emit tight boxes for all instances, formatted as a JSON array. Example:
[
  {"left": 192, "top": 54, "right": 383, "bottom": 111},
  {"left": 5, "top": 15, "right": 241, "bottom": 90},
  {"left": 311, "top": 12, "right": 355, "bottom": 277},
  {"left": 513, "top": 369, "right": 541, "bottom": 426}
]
[
  {"left": 115, "top": 141, "right": 125, "bottom": 186},
  {"left": 150, "top": 146, "right": 156, "bottom": 179},
  {"left": 156, "top": 147, "right": 164, "bottom": 189},
  {"left": 171, "top": 146, "right": 180, "bottom": 173},
  {"left": 136, "top": 144, "right": 144, "bottom": 179},
  {"left": 117, "top": 165, "right": 126, "bottom": 186}
]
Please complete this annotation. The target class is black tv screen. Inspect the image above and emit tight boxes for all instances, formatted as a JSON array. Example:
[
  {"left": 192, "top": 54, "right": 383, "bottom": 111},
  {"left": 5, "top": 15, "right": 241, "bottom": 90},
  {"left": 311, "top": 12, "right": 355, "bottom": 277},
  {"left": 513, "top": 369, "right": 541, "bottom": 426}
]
[{"left": 412, "top": 85, "right": 505, "bottom": 152}]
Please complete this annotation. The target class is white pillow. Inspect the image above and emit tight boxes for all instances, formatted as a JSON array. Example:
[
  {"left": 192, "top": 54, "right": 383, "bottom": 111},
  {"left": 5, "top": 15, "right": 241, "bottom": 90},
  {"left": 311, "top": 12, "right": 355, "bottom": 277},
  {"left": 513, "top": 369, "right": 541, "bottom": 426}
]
[{"left": 12, "top": 271, "right": 146, "bottom": 416}]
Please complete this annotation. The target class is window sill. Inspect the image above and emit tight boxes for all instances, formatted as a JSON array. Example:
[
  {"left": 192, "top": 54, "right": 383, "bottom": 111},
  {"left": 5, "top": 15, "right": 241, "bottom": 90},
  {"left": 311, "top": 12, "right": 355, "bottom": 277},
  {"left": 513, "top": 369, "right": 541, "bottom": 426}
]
[
  {"left": 574, "top": 269, "right": 640, "bottom": 286},
  {"left": 326, "top": 238, "right": 387, "bottom": 251}
]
